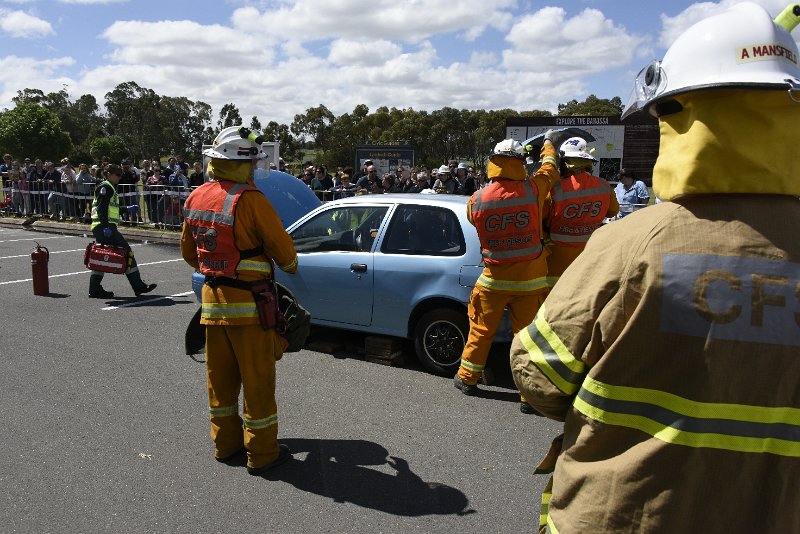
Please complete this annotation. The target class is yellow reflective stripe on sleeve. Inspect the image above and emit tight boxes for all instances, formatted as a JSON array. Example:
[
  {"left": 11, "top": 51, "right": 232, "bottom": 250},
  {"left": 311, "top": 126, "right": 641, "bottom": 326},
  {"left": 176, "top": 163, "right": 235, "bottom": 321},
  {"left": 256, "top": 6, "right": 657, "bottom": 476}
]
[
  {"left": 575, "top": 376, "right": 800, "bottom": 457},
  {"left": 459, "top": 359, "right": 485, "bottom": 372},
  {"left": 202, "top": 302, "right": 258, "bottom": 319},
  {"left": 539, "top": 477, "right": 552, "bottom": 530},
  {"left": 244, "top": 414, "right": 278, "bottom": 430},
  {"left": 279, "top": 255, "right": 298, "bottom": 273},
  {"left": 477, "top": 274, "right": 551, "bottom": 292},
  {"left": 546, "top": 515, "right": 561, "bottom": 534},
  {"left": 209, "top": 405, "right": 238, "bottom": 418},
  {"left": 519, "top": 305, "right": 586, "bottom": 394}
]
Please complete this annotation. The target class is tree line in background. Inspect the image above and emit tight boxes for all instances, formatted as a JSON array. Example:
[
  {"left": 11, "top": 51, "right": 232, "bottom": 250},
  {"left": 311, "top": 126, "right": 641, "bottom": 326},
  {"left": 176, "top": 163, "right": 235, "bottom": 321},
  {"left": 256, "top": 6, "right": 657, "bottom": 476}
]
[{"left": 0, "top": 82, "right": 623, "bottom": 170}]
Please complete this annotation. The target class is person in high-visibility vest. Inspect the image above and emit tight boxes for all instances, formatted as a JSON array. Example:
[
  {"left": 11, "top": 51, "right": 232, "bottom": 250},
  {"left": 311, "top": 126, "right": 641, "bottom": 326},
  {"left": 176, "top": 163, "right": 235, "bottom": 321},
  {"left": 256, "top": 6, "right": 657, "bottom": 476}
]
[
  {"left": 454, "top": 136, "right": 561, "bottom": 414},
  {"left": 544, "top": 138, "right": 618, "bottom": 286},
  {"left": 181, "top": 126, "right": 298, "bottom": 475},
  {"left": 511, "top": 3, "right": 800, "bottom": 532},
  {"left": 88, "top": 164, "right": 156, "bottom": 298}
]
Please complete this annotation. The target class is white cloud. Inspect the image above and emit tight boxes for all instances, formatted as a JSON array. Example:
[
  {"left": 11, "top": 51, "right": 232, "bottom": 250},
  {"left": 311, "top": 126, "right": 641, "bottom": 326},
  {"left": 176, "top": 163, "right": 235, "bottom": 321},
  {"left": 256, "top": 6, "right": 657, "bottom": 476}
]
[
  {"left": 0, "top": 9, "right": 54, "bottom": 38},
  {"left": 659, "top": 0, "right": 790, "bottom": 48},
  {"left": 0, "top": 55, "right": 75, "bottom": 108},
  {"left": 230, "top": 0, "right": 517, "bottom": 44},
  {"left": 102, "top": 20, "right": 273, "bottom": 69},
  {"left": 58, "top": 0, "right": 126, "bottom": 4},
  {"left": 503, "top": 7, "right": 645, "bottom": 76},
  {"left": 328, "top": 39, "right": 402, "bottom": 67}
]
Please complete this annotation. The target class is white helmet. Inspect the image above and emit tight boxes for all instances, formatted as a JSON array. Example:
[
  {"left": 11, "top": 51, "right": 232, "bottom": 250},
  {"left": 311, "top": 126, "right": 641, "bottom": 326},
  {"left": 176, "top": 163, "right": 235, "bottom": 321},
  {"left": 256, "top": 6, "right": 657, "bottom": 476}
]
[
  {"left": 559, "top": 137, "right": 597, "bottom": 161},
  {"left": 622, "top": 2, "right": 800, "bottom": 118},
  {"left": 491, "top": 139, "right": 524, "bottom": 160},
  {"left": 203, "top": 126, "right": 264, "bottom": 160}
]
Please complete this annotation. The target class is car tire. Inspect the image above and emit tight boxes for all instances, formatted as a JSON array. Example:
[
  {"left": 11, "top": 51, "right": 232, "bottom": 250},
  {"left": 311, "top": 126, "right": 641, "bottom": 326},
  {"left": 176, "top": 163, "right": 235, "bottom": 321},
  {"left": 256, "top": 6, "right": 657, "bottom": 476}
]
[{"left": 413, "top": 308, "right": 468, "bottom": 376}]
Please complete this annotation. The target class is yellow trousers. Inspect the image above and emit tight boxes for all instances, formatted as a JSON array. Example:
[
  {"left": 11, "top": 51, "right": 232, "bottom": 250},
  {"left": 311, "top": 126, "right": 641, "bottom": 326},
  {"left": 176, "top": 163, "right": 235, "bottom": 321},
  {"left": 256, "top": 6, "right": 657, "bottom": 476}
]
[
  {"left": 458, "top": 286, "right": 546, "bottom": 387},
  {"left": 545, "top": 245, "right": 584, "bottom": 280},
  {"left": 205, "top": 324, "right": 284, "bottom": 469}
]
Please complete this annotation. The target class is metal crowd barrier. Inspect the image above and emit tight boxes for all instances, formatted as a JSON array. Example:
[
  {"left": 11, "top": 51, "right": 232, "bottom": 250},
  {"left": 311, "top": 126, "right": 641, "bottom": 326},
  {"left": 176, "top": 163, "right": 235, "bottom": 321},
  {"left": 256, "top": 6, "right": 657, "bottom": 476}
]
[{"left": 0, "top": 182, "right": 196, "bottom": 229}]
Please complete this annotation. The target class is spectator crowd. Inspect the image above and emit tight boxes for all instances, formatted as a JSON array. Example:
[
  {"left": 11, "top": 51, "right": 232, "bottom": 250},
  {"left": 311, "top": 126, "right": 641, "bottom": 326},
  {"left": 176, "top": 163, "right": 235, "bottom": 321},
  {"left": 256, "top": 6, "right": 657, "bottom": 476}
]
[{"left": 0, "top": 150, "right": 649, "bottom": 226}]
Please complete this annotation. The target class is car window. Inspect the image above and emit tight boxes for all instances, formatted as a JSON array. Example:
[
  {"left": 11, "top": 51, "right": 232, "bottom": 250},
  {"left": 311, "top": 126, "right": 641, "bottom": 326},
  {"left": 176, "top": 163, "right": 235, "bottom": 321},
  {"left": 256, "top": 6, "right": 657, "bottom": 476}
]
[
  {"left": 382, "top": 205, "right": 466, "bottom": 256},
  {"left": 290, "top": 205, "right": 389, "bottom": 253}
]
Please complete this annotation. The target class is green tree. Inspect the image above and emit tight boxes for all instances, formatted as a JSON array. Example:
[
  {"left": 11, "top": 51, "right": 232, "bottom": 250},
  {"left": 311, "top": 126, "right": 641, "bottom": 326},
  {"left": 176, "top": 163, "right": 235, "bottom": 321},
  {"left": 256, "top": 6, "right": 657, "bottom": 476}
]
[
  {"left": 558, "top": 95, "right": 623, "bottom": 116},
  {"left": 249, "top": 116, "right": 261, "bottom": 133},
  {"left": 262, "top": 120, "right": 301, "bottom": 164},
  {"left": 0, "top": 103, "right": 72, "bottom": 161},
  {"left": 291, "top": 105, "right": 335, "bottom": 154},
  {"left": 88, "top": 135, "right": 128, "bottom": 164},
  {"left": 217, "top": 103, "right": 242, "bottom": 131},
  {"left": 158, "top": 96, "right": 213, "bottom": 160},
  {"left": 104, "top": 82, "right": 161, "bottom": 160}
]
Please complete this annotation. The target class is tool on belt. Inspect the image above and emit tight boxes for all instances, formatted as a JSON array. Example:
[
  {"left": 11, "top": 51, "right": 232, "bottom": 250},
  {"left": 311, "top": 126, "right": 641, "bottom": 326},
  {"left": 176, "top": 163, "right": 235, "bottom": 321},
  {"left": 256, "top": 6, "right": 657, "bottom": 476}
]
[
  {"left": 84, "top": 242, "right": 129, "bottom": 274},
  {"left": 205, "top": 275, "right": 285, "bottom": 332}
]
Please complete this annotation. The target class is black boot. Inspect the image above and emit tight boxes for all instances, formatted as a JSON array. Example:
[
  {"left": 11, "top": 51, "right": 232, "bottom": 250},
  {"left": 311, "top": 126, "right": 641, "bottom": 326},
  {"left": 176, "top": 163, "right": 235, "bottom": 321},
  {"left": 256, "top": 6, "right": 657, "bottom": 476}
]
[
  {"left": 89, "top": 273, "right": 114, "bottom": 298},
  {"left": 134, "top": 283, "right": 157, "bottom": 296}
]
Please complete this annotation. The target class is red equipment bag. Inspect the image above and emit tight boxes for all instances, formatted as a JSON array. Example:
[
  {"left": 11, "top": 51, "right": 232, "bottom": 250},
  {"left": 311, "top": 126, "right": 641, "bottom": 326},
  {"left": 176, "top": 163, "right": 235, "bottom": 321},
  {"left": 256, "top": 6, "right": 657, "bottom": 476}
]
[{"left": 84, "top": 242, "right": 128, "bottom": 274}]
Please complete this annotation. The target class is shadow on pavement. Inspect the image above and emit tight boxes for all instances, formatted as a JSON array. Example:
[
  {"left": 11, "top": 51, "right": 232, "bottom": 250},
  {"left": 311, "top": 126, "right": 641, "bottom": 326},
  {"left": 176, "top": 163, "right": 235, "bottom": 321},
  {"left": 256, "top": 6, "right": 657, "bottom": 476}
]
[{"left": 259, "top": 438, "right": 475, "bottom": 517}]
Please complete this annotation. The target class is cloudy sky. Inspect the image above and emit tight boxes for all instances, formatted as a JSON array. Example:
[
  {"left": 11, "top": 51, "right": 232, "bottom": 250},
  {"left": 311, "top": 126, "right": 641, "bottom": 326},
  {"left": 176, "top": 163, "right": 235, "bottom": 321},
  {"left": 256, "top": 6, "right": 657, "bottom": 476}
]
[{"left": 0, "top": 0, "right": 794, "bottom": 124}]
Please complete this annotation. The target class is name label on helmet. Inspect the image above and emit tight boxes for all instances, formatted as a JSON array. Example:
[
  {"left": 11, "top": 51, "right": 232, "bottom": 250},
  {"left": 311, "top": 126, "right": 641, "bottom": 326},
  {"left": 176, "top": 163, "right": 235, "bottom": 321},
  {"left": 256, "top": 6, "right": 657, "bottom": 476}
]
[{"left": 737, "top": 44, "right": 798, "bottom": 65}]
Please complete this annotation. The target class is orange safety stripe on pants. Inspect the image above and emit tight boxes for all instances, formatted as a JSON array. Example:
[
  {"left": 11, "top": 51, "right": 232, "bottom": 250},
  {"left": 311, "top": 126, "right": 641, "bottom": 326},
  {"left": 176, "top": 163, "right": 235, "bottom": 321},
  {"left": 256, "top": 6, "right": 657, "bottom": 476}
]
[
  {"left": 458, "top": 285, "right": 546, "bottom": 387},
  {"left": 206, "top": 323, "right": 284, "bottom": 468}
]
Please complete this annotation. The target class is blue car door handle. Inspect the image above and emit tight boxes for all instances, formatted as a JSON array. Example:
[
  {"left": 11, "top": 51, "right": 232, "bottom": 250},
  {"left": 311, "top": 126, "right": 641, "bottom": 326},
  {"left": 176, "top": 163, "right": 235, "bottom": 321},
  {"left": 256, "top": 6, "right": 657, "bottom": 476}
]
[{"left": 350, "top": 263, "right": 367, "bottom": 272}]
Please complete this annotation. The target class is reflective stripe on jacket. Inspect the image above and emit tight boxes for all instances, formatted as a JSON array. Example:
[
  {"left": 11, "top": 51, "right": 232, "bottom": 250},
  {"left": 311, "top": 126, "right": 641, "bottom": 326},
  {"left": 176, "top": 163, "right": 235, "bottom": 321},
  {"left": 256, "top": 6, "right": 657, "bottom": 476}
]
[
  {"left": 471, "top": 179, "right": 542, "bottom": 264},
  {"left": 90, "top": 180, "right": 119, "bottom": 229},
  {"left": 548, "top": 172, "right": 612, "bottom": 247},
  {"left": 184, "top": 181, "right": 272, "bottom": 279}
]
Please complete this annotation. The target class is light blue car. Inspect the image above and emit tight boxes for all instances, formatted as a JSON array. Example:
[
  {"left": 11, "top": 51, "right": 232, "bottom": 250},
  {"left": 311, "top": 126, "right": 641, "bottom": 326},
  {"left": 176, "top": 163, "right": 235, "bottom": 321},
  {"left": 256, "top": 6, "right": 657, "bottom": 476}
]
[{"left": 273, "top": 193, "right": 511, "bottom": 375}]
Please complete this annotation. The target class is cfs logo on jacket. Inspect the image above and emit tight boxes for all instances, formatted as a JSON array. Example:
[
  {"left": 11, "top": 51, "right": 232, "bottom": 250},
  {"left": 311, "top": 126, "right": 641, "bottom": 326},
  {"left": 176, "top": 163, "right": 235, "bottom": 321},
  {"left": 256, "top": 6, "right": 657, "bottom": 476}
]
[
  {"left": 661, "top": 254, "right": 800, "bottom": 346},
  {"left": 484, "top": 211, "right": 529, "bottom": 231},
  {"left": 562, "top": 201, "right": 604, "bottom": 219}
]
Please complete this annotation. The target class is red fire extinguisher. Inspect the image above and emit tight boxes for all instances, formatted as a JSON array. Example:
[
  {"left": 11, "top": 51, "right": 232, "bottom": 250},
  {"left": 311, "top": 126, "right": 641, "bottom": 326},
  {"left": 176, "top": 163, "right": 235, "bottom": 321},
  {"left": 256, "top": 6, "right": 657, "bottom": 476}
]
[{"left": 31, "top": 242, "right": 50, "bottom": 296}]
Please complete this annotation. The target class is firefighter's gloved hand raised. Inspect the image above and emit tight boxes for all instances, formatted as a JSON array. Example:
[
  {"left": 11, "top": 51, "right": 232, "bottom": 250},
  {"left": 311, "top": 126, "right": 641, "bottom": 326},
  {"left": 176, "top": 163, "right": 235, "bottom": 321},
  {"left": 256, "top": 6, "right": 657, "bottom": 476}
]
[{"left": 544, "top": 128, "right": 596, "bottom": 150}]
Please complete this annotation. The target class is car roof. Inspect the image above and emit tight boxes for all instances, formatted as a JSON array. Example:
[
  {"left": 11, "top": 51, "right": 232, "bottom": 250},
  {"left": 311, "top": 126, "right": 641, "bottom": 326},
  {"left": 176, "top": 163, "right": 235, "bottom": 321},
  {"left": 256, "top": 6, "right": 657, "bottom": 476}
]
[{"left": 321, "top": 193, "right": 469, "bottom": 208}]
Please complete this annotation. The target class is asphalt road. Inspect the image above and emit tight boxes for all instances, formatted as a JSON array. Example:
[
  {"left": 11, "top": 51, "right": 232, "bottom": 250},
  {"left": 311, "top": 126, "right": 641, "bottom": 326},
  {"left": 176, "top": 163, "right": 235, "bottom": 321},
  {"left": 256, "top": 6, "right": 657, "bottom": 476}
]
[{"left": 0, "top": 225, "right": 561, "bottom": 534}]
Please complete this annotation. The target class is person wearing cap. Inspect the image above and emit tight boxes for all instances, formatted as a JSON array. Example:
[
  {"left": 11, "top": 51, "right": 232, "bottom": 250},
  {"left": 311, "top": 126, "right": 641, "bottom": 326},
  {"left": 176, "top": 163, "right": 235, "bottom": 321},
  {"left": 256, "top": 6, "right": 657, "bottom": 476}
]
[
  {"left": 511, "top": 3, "right": 800, "bottom": 532},
  {"left": 543, "top": 137, "right": 618, "bottom": 286},
  {"left": 614, "top": 168, "right": 650, "bottom": 217},
  {"left": 89, "top": 164, "right": 157, "bottom": 298},
  {"left": 455, "top": 135, "right": 563, "bottom": 414},
  {"left": 181, "top": 125, "right": 298, "bottom": 475},
  {"left": 432, "top": 165, "right": 459, "bottom": 194}
]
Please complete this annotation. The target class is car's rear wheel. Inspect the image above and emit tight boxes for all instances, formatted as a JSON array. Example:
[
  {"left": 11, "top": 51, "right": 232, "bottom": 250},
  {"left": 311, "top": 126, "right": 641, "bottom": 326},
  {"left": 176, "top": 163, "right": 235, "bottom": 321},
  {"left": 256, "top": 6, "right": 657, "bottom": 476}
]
[{"left": 413, "top": 308, "right": 469, "bottom": 376}]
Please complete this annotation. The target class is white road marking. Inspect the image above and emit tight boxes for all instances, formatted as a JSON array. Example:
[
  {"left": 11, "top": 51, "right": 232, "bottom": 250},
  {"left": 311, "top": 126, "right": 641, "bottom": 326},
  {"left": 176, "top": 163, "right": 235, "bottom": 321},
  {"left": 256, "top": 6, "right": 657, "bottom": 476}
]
[
  {"left": 102, "top": 291, "right": 195, "bottom": 310},
  {"left": 0, "top": 243, "right": 141, "bottom": 260},
  {"left": 0, "top": 258, "right": 184, "bottom": 286},
  {"left": 0, "top": 235, "right": 83, "bottom": 244}
]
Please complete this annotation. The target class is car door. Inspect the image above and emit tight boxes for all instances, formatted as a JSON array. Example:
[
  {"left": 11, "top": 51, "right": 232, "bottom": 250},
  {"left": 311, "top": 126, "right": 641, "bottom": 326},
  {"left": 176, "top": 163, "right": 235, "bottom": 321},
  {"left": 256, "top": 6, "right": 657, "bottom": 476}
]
[{"left": 279, "top": 204, "right": 389, "bottom": 326}]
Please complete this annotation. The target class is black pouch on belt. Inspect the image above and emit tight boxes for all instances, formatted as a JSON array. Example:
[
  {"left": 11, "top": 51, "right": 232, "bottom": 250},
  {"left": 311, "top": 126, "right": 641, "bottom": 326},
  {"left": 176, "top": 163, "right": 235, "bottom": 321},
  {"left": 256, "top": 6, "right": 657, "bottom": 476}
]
[{"left": 250, "top": 278, "right": 280, "bottom": 331}]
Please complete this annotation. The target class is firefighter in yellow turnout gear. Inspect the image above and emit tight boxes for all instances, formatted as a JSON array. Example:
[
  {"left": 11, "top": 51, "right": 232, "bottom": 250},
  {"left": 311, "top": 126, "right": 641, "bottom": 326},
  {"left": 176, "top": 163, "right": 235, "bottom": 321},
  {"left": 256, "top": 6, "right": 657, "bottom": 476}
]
[
  {"left": 544, "top": 137, "right": 618, "bottom": 284},
  {"left": 181, "top": 126, "right": 298, "bottom": 475},
  {"left": 455, "top": 137, "right": 560, "bottom": 413},
  {"left": 511, "top": 3, "right": 800, "bottom": 532}
]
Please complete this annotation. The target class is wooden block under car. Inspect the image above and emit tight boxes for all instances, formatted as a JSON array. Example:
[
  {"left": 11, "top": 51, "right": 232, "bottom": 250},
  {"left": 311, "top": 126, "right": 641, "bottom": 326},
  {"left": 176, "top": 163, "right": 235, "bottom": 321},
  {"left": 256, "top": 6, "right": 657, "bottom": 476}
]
[{"left": 364, "top": 336, "right": 404, "bottom": 357}]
